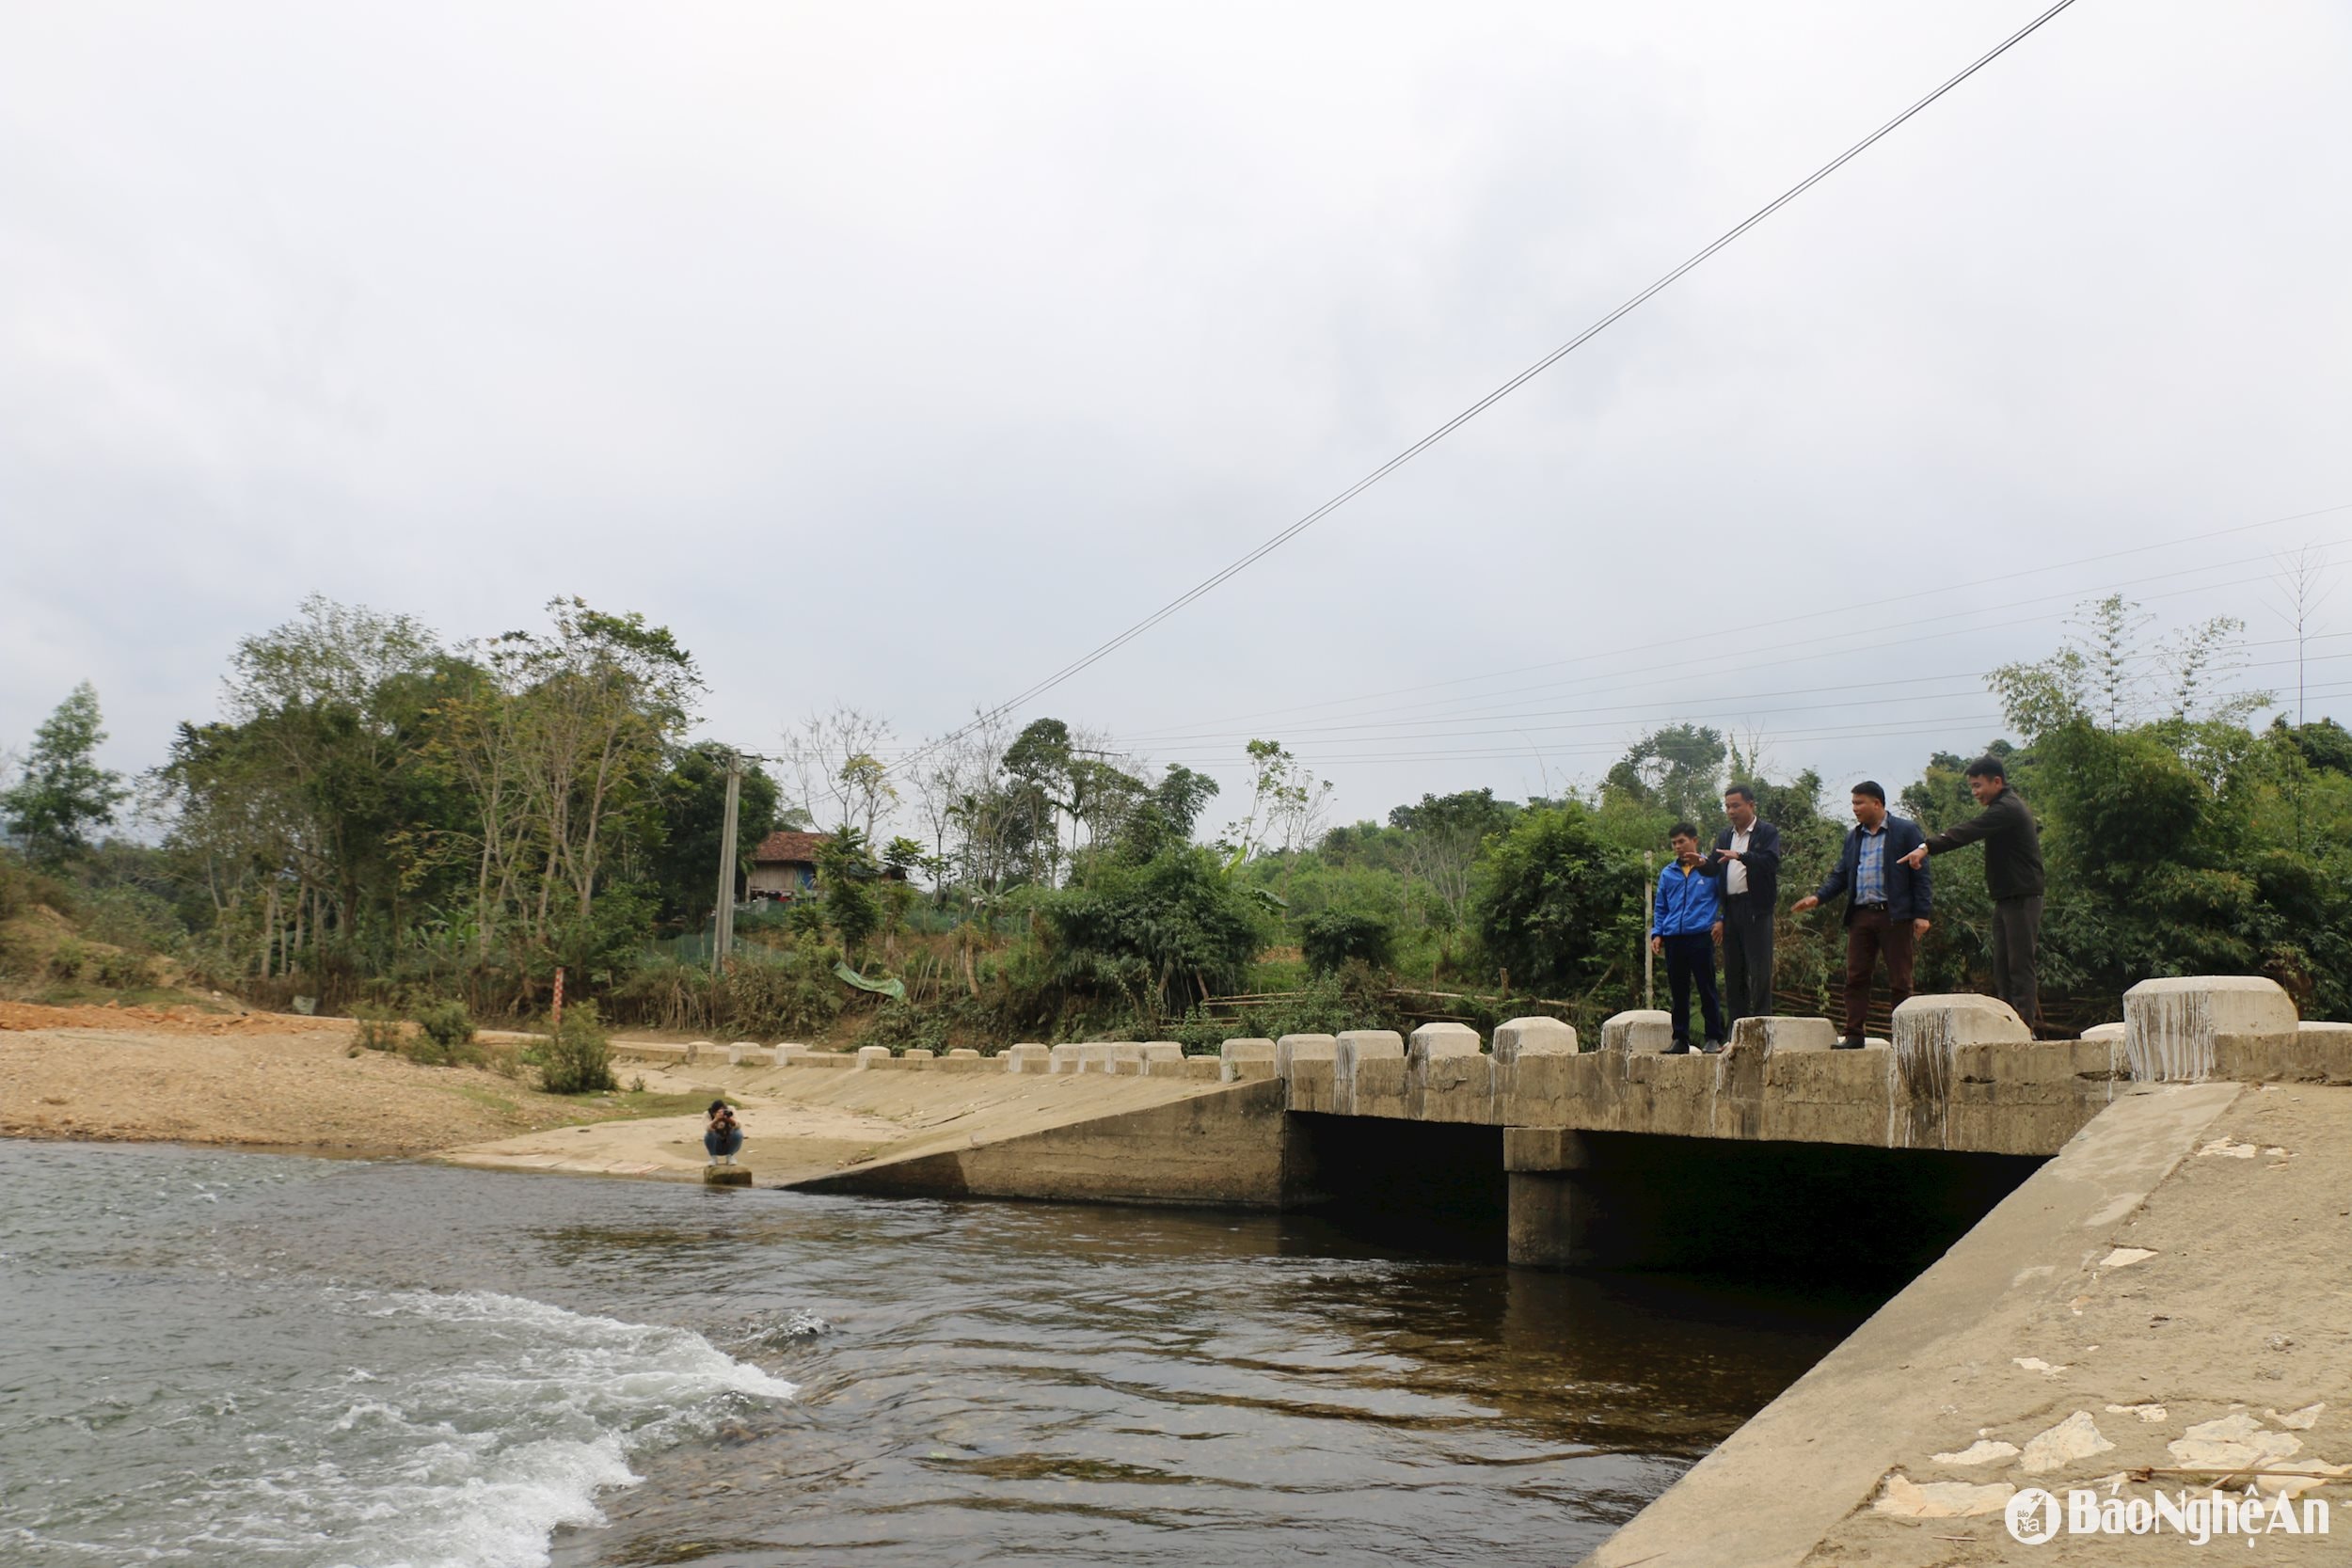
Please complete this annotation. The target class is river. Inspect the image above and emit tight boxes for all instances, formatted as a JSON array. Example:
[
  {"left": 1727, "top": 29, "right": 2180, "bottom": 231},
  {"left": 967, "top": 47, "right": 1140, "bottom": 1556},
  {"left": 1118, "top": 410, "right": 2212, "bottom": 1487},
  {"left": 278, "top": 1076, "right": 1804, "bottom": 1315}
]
[{"left": 0, "top": 1139, "right": 1866, "bottom": 1567}]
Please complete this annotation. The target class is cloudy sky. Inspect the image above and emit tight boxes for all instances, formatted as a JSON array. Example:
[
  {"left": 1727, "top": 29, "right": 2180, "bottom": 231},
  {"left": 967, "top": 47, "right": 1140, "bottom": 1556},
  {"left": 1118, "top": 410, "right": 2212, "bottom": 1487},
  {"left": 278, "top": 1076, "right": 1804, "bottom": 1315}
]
[{"left": 4, "top": 0, "right": 2347, "bottom": 831}]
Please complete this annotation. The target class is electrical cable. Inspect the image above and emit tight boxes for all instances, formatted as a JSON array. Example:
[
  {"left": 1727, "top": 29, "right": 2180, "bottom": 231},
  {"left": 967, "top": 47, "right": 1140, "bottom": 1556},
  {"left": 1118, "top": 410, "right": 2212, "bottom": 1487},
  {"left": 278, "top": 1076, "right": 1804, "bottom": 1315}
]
[
  {"left": 1110, "top": 502, "right": 2352, "bottom": 738},
  {"left": 889, "top": 0, "right": 2086, "bottom": 776},
  {"left": 1107, "top": 560, "right": 2352, "bottom": 750}
]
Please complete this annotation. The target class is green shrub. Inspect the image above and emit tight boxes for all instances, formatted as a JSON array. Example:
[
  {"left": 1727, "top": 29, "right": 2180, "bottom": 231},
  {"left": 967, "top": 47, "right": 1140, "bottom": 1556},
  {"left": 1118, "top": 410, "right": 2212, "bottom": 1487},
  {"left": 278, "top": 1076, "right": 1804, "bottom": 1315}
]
[
  {"left": 75, "top": 885, "right": 187, "bottom": 954},
  {"left": 90, "top": 948, "right": 158, "bottom": 989},
  {"left": 860, "top": 1000, "right": 946, "bottom": 1053},
  {"left": 1299, "top": 909, "right": 1396, "bottom": 975},
  {"left": 351, "top": 1006, "right": 404, "bottom": 1052},
  {"left": 539, "top": 1000, "right": 617, "bottom": 1094},
  {"left": 0, "top": 848, "right": 73, "bottom": 923},
  {"left": 415, "top": 999, "right": 475, "bottom": 1051},
  {"left": 48, "top": 938, "right": 88, "bottom": 982},
  {"left": 726, "top": 939, "right": 845, "bottom": 1036}
]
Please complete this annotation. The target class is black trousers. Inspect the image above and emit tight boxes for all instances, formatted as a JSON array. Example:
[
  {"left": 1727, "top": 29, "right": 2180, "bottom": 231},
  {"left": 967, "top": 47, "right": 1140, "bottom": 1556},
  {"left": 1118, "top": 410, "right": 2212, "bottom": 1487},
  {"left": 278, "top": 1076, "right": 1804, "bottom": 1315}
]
[
  {"left": 1991, "top": 895, "right": 2043, "bottom": 1027},
  {"left": 1662, "top": 931, "right": 1725, "bottom": 1046},
  {"left": 1720, "top": 894, "right": 1775, "bottom": 1024}
]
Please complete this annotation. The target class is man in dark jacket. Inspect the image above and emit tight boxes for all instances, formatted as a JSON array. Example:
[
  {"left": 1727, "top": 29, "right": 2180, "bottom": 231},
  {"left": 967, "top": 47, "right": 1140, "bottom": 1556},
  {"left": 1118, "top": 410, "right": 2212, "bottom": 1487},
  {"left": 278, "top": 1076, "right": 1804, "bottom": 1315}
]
[
  {"left": 1794, "top": 782, "right": 1931, "bottom": 1049},
  {"left": 1708, "top": 784, "right": 1783, "bottom": 1027},
  {"left": 1899, "top": 756, "right": 2045, "bottom": 1030}
]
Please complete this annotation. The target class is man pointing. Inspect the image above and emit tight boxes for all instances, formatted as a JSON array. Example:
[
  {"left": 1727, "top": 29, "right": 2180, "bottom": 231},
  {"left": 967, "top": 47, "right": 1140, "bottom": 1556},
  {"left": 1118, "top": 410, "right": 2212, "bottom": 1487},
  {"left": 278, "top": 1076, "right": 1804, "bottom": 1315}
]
[
  {"left": 1899, "top": 756, "right": 2045, "bottom": 1031},
  {"left": 1708, "top": 784, "right": 1782, "bottom": 1027}
]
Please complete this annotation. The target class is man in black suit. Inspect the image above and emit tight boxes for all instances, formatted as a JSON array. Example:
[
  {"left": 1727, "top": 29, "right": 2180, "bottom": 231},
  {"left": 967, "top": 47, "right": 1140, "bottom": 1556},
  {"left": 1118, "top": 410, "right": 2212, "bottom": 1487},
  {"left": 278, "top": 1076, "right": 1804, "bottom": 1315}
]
[
  {"left": 1708, "top": 784, "right": 1782, "bottom": 1027},
  {"left": 1793, "top": 781, "right": 1931, "bottom": 1049}
]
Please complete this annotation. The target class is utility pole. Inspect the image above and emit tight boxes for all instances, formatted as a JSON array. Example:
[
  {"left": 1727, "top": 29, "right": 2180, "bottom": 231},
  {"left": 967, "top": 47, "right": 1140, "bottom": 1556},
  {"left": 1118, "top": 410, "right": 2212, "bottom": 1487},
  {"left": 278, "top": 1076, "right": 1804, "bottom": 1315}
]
[
  {"left": 1642, "top": 850, "right": 1656, "bottom": 1010},
  {"left": 712, "top": 751, "right": 743, "bottom": 975}
]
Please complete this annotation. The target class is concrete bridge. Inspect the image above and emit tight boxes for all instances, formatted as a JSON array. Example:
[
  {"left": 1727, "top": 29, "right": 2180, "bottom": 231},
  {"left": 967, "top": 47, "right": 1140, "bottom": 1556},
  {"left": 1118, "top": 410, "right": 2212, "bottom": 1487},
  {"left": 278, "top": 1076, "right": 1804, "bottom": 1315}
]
[
  {"left": 612, "top": 973, "right": 2352, "bottom": 1560},
  {"left": 618, "top": 974, "right": 2352, "bottom": 1564},
  {"left": 739, "top": 975, "right": 2343, "bottom": 1265}
]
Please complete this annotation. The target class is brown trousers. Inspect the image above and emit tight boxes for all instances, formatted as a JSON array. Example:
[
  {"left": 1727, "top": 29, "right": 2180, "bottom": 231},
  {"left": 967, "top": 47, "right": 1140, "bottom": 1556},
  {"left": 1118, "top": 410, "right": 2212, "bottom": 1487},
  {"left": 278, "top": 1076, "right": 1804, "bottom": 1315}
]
[{"left": 1843, "top": 906, "right": 1916, "bottom": 1039}]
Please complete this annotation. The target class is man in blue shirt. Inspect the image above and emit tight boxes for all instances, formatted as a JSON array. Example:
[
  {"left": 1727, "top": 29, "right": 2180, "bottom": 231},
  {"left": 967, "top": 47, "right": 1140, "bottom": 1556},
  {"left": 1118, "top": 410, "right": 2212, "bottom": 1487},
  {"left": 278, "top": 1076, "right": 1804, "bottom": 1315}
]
[
  {"left": 1650, "top": 823, "right": 1726, "bottom": 1053},
  {"left": 1794, "top": 782, "right": 1931, "bottom": 1049}
]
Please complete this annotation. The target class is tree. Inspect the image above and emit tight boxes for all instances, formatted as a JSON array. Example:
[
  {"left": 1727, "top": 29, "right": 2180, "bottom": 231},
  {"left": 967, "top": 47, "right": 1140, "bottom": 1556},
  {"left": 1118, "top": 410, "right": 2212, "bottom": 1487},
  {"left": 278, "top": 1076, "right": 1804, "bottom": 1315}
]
[
  {"left": 648, "top": 744, "right": 779, "bottom": 927},
  {"left": 1003, "top": 718, "right": 1076, "bottom": 883},
  {"left": 433, "top": 598, "right": 701, "bottom": 967},
  {"left": 1152, "top": 766, "right": 1220, "bottom": 839},
  {"left": 2, "top": 683, "right": 128, "bottom": 866},
  {"left": 1387, "top": 788, "right": 1518, "bottom": 928},
  {"left": 1471, "top": 803, "right": 1643, "bottom": 997},
  {"left": 1601, "top": 723, "right": 1726, "bottom": 825},
  {"left": 781, "top": 704, "right": 896, "bottom": 832},
  {"left": 1223, "top": 739, "right": 1332, "bottom": 863},
  {"left": 1039, "top": 845, "right": 1266, "bottom": 1014},
  {"left": 1990, "top": 594, "right": 2270, "bottom": 740},
  {"left": 816, "top": 827, "right": 883, "bottom": 959},
  {"left": 1300, "top": 908, "right": 1396, "bottom": 974}
]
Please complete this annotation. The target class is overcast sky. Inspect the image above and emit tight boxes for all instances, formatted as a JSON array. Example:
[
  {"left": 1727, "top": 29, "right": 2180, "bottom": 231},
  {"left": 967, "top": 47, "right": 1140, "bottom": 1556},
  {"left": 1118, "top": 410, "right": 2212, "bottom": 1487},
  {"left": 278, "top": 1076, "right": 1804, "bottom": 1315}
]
[{"left": 5, "top": 0, "right": 2348, "bottom": 832}]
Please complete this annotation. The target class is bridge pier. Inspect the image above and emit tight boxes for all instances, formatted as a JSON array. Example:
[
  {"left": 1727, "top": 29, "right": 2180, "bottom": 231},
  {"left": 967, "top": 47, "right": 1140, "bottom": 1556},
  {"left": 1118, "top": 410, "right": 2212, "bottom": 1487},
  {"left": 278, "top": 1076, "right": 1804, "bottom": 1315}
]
[{"left": 1503, "top": 1129, "right": 1600, "bottom": 1268}]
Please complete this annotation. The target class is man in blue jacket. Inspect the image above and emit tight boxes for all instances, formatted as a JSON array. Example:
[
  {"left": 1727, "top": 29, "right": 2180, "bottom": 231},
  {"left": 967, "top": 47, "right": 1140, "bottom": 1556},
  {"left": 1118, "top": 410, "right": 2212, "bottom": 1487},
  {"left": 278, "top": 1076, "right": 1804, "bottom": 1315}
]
[
  {"left": 1793, "top": 782, "right": 1931, "bottom": 1049},
  {"left": 1651, "top": 823, "right": 1726, "bottom": 1053}
]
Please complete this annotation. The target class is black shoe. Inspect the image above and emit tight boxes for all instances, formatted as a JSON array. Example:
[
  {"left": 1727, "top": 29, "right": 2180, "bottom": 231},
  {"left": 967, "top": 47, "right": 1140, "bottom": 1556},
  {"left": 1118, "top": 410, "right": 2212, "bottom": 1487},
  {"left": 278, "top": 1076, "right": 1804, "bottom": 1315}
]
[
  {"left": 1700, "top": 1039, "right": 1725, "bottom": 1053},
  {"left": 1832, "top": 1037, "right": 1867, "bottom": 1050},
  {"left": 1662, "top": 1041, "right": 1692, "bottom": 1055}
]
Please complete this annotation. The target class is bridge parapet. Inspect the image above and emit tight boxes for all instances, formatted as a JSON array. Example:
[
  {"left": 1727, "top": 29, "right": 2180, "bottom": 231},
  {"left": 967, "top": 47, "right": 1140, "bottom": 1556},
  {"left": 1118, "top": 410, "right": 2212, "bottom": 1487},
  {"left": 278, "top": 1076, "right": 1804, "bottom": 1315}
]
[{"left": 1270, "top": 979, "right": 2351, "bottom": 1158}]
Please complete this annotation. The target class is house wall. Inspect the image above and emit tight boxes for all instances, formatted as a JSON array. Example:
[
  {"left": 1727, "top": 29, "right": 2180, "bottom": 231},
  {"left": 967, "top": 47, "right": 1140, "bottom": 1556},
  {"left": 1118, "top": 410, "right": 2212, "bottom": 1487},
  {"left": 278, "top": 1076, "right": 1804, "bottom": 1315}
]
[{"left": 746, "top": 862, "right": 816, "bottom": 895}]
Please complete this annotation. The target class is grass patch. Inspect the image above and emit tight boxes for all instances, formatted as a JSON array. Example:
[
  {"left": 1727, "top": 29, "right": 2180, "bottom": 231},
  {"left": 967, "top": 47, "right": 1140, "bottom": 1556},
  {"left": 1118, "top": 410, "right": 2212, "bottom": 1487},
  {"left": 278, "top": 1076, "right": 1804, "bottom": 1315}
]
[{"left": 443, "top": 1084, "right": 522, "bottom": 1117}]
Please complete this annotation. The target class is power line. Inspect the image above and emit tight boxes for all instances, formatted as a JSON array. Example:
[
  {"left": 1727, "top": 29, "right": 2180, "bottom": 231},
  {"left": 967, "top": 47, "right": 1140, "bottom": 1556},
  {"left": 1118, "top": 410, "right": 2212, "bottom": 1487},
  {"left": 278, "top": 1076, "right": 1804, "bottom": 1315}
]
[
  {"left": 891, "top": 0, "right": 2086, "bottom": 776},
  {"left": 1111, "top": 502, "right": 2352, "bottom": 740},
  {"left": 1132, "top": 679, "right": 2352, "bottom": 771},
  {"left": 1108, "top": 553, "right": 2352, "bottom": 750}
]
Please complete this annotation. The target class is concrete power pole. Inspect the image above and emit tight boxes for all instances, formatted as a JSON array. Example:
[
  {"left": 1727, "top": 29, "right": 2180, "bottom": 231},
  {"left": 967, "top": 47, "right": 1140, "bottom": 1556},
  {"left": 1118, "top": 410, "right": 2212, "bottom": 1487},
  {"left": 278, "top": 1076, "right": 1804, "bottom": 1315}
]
[
  {"left": 1642, "top": 850, "right": 1655, "bottom": 1010},
  {"left": 712, "top": 752, "right": 743, "bottom": 975}
]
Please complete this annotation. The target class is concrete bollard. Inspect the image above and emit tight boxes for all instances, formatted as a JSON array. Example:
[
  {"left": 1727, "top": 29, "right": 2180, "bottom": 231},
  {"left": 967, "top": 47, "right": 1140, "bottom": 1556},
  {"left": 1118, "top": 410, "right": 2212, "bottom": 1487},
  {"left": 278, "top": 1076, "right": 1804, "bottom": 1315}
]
[
  {"left": 1408, "top": 1022, "right": 1482, "bottom": 1066},
  {"left": 946, "top": 1048, "right": 982, "bottom": 1059},
  {"left": 1890, "top": 995, "right": 2030, "bottom": 1126},
  {"left": 855, "top": 1045, "right": 893, "bottom": 1069},
  {"left": 1274, "top": 1034, "right": 1339, "bottom": 1077},
  {"left": 1138, "top": 1042, "right": 1185, "bottom": 1076},
  {"left": 1493, "top": 1017, "right": 1578, "bottom": 1063},
  {"left": 2079, "top": 1022, "right": 2126, "bottom": 1044},
  {"left": 901, "top": 1048, "right": 935, "bottom": 1063},
  {"left": 1728, "top": 1016, "right": 1837, "bottom": 1054},
  {"left": 2123, "top": 975, "right": 2296, "bottom": 1083},
  {"left": 774, "top": 1043, "right": 810, "bottom": 1063},
  {"left": 1049, "top": 1043, "right": 1086, "bottom": 1074},
  {"left": 1005, "top": 1043, "right": 1051, "bottom": 1073},
  {"left": 1220, "top": 1037, "right": 1277, "bottom": 1082},
  {"left": 1335, "top": 1029, "right": 1406, "bottom": 1073},
  {"left": 1103, "top": 1042, "right": 1147, "bottom": 1075},
  {"left": 1334, "top": 1029, "right": 1407, "bottom": 1117},
  {"left": 1601, "top": 1009, "right": 1673, "bottom": 1054},
  {"left": 684, "top": 1039, "right": 715, "bottom": 1064},
  {"left": 1181, "top": 1055, "right": 1222, "bottom": 1080}
]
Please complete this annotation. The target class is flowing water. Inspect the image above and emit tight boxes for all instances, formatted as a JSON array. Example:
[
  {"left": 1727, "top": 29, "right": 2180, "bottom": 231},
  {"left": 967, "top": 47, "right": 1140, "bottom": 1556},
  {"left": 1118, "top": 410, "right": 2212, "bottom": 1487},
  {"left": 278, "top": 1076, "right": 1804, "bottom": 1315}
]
[{"left": 0, "top": 1140, "right": 1867, "bottom": 1567}]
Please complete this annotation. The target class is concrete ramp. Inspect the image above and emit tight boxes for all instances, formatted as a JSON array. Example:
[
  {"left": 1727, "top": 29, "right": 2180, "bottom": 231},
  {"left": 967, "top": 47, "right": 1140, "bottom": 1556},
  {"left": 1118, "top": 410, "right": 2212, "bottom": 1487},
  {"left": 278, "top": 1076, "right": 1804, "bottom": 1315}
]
[
  {"left": 440, "top": 1051, "right": 1263, "bottom": 1191},
  {"left": 1586, "top": 1081, "right": 2352, "bottom": 1565},
  {"left": 788, "top": 1078, "right": 1287, "bottom": 1206}
]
